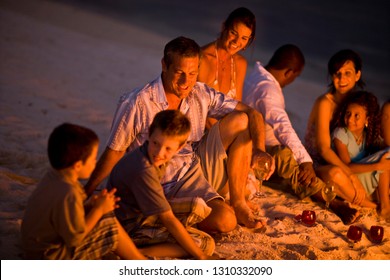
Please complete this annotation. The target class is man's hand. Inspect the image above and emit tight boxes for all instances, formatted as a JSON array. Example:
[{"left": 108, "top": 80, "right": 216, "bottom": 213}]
[{"left": 298, "top": 162, "right": 317, "bottom": 187}]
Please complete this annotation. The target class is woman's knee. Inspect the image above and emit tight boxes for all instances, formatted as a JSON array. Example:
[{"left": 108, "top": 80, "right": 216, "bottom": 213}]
[{"left": 326, "top": 166, "right": 347, "bottom": 183}]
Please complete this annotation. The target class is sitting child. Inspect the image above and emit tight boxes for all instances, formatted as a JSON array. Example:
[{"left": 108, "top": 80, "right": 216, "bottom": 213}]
[
  {"left": 107, "top": 110, "right": 215, "bottom": 260},
  {"left": 332, "top": 91, "right": 390, "bottom": 219},
  {"left": 21, "top": 123, "right": 146, "bottom": 260}
]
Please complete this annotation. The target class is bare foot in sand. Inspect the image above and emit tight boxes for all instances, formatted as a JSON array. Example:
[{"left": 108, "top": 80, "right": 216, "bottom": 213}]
[
  {"left": 246, "top": 199, "right": 260, "bottom": 212},
  {"left": 379, "top": 206, "right": 390, "bottom": 221},
  {"left": 234, "top": 203, "right": 266, "bottom": 229}
]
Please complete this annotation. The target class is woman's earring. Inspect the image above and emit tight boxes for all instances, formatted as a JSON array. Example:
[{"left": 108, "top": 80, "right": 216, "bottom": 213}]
[{"left": 365, "top": 123, "right": 368, "bottom": 127}]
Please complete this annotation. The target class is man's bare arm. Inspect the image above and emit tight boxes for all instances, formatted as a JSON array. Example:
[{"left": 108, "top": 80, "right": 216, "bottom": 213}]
[
  {"left": 85, "top": 147, "right": 125, "bottom": 196},
  {"left": 234, "top": 102, "right": 266, "bottom": 151},
  {"left": 234, "top": 102, "right": 275, "bottom": 178}
]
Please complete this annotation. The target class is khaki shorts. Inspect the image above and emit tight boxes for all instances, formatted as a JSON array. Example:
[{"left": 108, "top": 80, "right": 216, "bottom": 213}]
[
  {"left": 196, "top": 122, "right": 228, "bottom": 193},
  {"left": 164, "top": 157, "right": 223, "bottom": 203}
]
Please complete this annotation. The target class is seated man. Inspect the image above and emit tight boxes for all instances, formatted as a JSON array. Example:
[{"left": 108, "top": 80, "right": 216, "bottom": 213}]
[
  {"left": 243, "top": 44, "right": 322, "bottom": 199},
  {"left": 85, "top": 36, "right": 274, "bottom": 231}
]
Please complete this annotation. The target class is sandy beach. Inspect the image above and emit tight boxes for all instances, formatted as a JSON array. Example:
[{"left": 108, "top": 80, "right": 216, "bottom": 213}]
[{"left": 0, "top": 0, "right": 389, "bottom": 260}]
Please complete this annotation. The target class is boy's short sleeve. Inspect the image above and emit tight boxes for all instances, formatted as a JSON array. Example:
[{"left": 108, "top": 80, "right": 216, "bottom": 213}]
[
  {"left": 108, "top": 147, "right": 171, "bottom": 222},
  {"left": 133, "top": 167, "right": 171, "bottom": 216},
  {"left": 53, "top": 185, "right": 86, "bottom": 248}
]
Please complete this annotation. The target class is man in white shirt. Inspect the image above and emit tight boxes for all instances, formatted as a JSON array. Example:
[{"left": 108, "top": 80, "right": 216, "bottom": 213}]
[{"left": 243, "top": 44, "right": 324, "bottom": 199}]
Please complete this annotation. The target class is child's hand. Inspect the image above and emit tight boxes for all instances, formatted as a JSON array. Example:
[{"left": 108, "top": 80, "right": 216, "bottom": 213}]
[
  {"left": 93, "top": 188, "right": 121, "bottom": 215},
  {"left": 85, "top": 194, "right": 96, "bottom": 207},
  {"left": 84, "top": 194, "right": 99, "bottom": 213}
]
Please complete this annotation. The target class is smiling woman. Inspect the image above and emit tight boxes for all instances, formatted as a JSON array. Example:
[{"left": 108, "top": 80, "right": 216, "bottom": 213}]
[
  {"left": 304, "top": 50, "right": 379, "bottom": 224},
  {"left": 198, "top": 7, "right": 256, "bottom": 106},
  {"left": 305, "top": 49, "right": 365, "bottom": 171}
]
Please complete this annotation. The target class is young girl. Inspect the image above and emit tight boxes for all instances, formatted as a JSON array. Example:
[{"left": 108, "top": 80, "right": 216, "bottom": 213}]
[{"left": 332, "top": 91, "right": 390, "bottom": 219}]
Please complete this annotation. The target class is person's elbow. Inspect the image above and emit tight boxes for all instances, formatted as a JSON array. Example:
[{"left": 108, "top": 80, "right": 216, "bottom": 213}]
[
  {"left": 244, "top": 104, "right": 265, "bottom": 122},
  {"left": 158, "top": 210, "right": 177, "bottom": 227},
  {"left": 317, "top": 144, "right": 331, "bottom": 158}
]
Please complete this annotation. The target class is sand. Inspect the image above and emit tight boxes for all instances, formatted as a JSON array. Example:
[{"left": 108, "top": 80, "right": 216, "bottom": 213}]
[{"left": 0, "top": 0, "right": 389, "bottom": 260}]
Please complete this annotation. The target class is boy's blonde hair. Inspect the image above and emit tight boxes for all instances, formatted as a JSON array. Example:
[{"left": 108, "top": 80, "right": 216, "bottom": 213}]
[{"left": 149, "top": 110, "right": 191, "bottom": 146}]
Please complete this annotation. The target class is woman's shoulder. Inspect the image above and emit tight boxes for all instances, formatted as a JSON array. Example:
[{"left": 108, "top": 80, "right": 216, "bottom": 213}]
[
  {"left": 200, "top": 42, "right": 216, "bottom": 59},
  {"left": 233, "top": 53, "right": 247, "bottom": 69},
  {"left": 316, "top": 92, "right": 336, "bottom": 109},
  {"left": 317, "top": 92, "right": 334, "bottom": 102},
  {"left": 307, "top": 92, "right": 334, "bottom": 122},
  {"left": 199, "top": 43, "right": 217, "bottom": 83}
]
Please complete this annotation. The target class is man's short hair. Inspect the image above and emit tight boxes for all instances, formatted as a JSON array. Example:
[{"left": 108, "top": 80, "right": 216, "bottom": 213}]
[
  {"left": 48, "top": 123, "right": 98, "bottom": 169},
  {"left": 149, "top": 110, "right": 191, "bottom": 146},
  {"left": 267, "top": 44, "right": 305, "bottom": 72},
  {"left": 163, "top": 36, "right": 200, "bottom": 68}
]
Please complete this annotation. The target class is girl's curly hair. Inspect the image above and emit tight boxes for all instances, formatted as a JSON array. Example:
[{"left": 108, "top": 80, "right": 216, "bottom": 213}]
[{"left": 331, "top": 90, "right": 381, "bottom": 154}]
